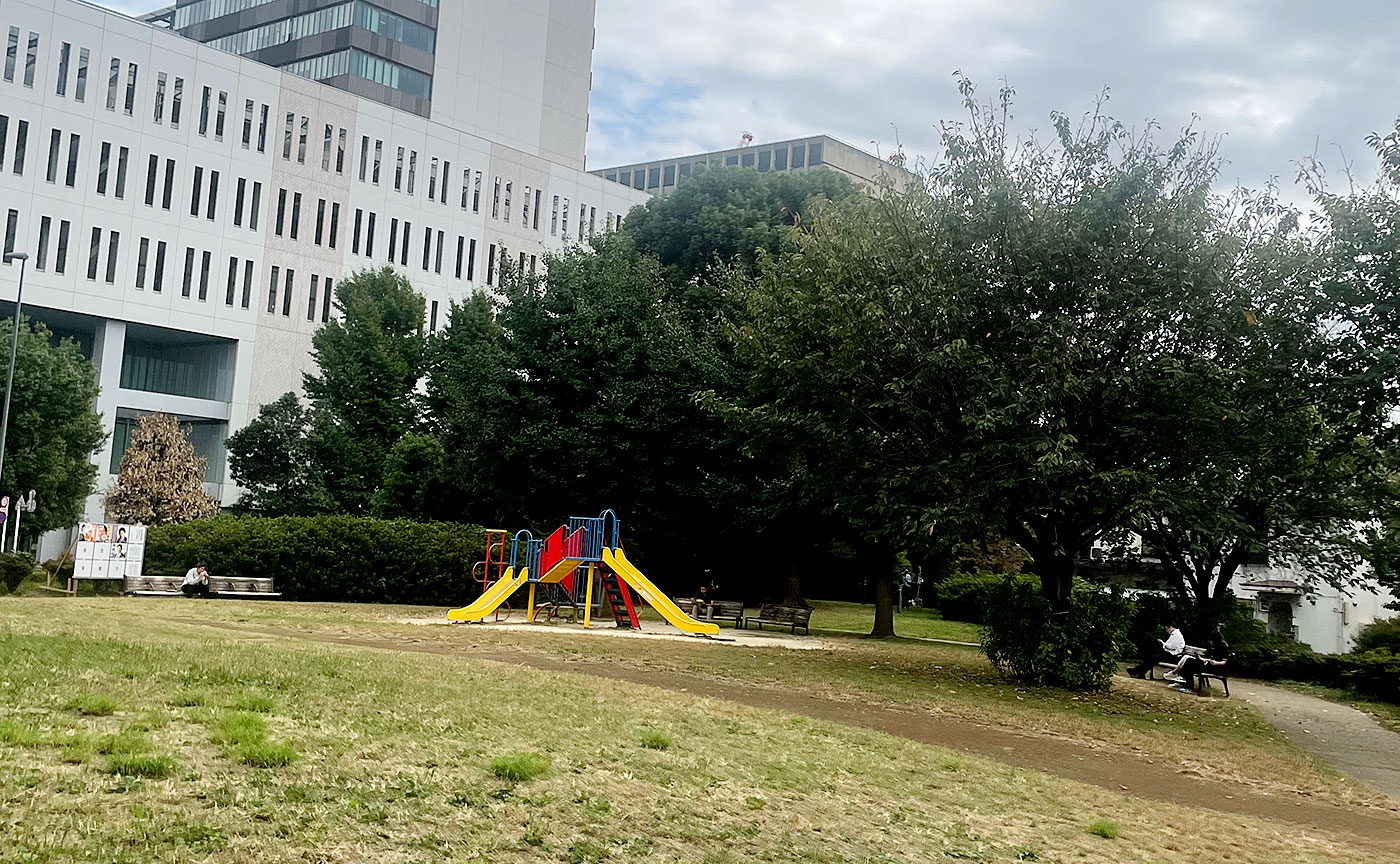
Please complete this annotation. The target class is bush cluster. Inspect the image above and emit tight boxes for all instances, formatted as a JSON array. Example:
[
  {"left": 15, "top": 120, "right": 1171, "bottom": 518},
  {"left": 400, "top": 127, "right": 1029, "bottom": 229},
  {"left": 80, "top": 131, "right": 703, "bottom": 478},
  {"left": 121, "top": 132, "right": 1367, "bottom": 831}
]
[
  {"left": 1230, "top": 639, "right": 1399, "bottom": 704},
  {"left": 980, "top": 578, "right": 1133, "bottom": 691},
  {"left": 0, "top": 552, "right": 35, "bottom": 594},
  {"left": 1353, "top": 617, "right": 1400, "bottom": 655},
  {"left": 144, "top": 516, "right": 485, "bottom": 605},
  {"left": 933, "top": 572, "right": 1036, "bottom": 623}
]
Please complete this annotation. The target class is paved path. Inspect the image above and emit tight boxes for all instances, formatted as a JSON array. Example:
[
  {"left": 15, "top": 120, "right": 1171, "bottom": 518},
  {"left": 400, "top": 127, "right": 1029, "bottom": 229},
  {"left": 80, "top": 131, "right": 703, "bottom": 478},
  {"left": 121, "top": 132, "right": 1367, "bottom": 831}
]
[{"left": 1238, "top": 681, "right": 1400, "bottom": 800}]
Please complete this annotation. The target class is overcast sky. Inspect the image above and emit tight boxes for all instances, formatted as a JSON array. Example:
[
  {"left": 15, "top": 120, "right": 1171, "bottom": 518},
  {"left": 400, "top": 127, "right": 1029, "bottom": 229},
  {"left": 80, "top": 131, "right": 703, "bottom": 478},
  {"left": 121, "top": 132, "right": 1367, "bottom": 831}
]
[{"left": 98, "top": 0, "right": 1399, "bottom": 193}]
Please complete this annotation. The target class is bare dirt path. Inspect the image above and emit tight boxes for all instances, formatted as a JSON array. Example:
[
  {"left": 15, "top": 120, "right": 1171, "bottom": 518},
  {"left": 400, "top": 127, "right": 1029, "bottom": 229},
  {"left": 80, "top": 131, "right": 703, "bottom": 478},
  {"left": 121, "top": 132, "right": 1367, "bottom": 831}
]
[
  {"left": 181, "top": 618, "right": 1400, "bottom": 849},
  {"left": 1238, "top": 681, "right": 1400, "bottom": 800}
]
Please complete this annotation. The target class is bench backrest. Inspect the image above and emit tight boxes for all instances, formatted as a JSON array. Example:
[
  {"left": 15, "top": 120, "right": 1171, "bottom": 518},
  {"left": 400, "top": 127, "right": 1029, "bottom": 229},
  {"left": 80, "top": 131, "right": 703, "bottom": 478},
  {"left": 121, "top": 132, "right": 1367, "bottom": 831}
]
[
  {"left": 125, "top": 574, "right": 277, "bottom": 593},
  {"left": 710, "top": 600, "right": 744, "bottom": 617},
  {"left": 756, "top": 604, "right": 812, "bottom": 624}
]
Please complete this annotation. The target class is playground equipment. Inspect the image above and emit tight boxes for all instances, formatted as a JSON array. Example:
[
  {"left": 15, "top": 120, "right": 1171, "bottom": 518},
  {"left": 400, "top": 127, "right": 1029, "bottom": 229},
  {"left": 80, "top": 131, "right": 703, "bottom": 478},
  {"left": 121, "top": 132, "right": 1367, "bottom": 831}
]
[{"left": 446, "top": 510, "right": 720, "bottom": 637}]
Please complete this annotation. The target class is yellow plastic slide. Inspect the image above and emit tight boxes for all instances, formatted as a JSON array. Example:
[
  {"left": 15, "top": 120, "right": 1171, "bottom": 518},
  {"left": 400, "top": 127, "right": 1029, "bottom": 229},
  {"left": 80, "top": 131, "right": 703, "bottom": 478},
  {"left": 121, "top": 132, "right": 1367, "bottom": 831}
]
[
  {"left": 447, "top": 567, "right": 527, "bottom": 622},
  {"left": 603, "top": 547, "right": 720, "bottom": 636}
]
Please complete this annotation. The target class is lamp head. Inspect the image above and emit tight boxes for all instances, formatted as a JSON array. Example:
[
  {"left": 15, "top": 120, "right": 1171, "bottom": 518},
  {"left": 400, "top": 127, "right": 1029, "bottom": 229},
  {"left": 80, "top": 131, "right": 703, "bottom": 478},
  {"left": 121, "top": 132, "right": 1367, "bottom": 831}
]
[{"left": 2, "top": 251, "right": 28, "bottom": 263}]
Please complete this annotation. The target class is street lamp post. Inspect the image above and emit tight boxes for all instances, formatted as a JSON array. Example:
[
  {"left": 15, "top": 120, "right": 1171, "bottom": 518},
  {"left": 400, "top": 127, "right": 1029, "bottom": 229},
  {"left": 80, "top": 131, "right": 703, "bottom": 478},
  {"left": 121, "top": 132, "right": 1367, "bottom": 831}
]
[{"left": 0, "top": 250, "right": 29, "bottom": 493}]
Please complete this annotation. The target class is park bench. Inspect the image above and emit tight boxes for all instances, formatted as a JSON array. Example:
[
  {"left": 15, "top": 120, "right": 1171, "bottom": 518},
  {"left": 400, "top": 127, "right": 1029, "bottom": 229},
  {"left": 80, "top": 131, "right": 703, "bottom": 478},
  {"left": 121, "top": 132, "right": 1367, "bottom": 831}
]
[
  {"left": 1149, "top": 645, "right": 1230, "bottom": 697},
  {"left": 674, "top": 598, "right": 745, "bottom": 628},
  {"left": 743, "top": 603, "right": 812, "bottom": 635},
  {"left": 124, "top": 574, "right": 282, "bottom": 599}
]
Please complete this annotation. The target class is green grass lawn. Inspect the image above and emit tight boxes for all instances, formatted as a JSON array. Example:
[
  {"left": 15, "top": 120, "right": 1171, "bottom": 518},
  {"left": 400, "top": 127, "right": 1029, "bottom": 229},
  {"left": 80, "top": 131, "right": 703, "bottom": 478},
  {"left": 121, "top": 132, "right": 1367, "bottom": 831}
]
[
  {"left": 0, "top": 598, "right": 1389, "bottom": 864},
  {"left": 804, "top": 600, "right": 982, "bottom": 642}
]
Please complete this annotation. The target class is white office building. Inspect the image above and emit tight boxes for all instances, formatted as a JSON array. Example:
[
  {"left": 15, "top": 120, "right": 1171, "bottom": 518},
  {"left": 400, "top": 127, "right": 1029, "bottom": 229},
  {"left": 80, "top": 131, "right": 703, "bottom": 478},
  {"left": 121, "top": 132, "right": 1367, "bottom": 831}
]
[{"left": 0, "top": 0, "right": 649, "bottom": 553}]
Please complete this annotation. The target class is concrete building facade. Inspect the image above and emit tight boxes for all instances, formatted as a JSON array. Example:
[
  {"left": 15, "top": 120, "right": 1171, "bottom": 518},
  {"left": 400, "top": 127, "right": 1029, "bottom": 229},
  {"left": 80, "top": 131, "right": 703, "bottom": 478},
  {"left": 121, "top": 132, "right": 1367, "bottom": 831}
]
[{"left": 0, "top": 0, "right": 648, "bottom": 555}]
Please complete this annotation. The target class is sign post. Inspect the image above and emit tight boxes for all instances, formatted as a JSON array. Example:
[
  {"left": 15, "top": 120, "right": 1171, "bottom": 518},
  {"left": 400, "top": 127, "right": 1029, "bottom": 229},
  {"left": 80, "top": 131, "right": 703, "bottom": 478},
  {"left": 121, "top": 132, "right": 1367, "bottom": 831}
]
[{"left": 11, "top": 489, "right": 34, "bottom": 552}]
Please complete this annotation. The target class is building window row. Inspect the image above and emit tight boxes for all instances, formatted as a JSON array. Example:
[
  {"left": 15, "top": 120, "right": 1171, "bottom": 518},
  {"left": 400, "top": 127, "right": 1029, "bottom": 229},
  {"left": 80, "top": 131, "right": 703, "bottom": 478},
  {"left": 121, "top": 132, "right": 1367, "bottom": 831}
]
[{"left": 173, "top": 0, "right": 437, "bottom": 31}]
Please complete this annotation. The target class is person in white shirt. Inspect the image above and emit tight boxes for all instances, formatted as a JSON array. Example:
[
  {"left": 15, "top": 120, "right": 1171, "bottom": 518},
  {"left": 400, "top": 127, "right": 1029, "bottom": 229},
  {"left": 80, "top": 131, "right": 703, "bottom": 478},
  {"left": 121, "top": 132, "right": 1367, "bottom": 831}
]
[
  {"left": 1128, "top": 624, "right": 1185, "bottom": 678},
  {"left": 181, "top": 566, "right": 210, "bottom": 598}
]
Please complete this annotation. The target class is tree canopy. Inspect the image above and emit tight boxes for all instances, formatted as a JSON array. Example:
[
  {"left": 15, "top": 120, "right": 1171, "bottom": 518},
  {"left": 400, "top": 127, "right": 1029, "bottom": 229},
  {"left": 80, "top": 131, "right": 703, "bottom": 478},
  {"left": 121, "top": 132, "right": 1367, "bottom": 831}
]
[{"left": 104, "top": 413, "right": 220, "bottom": 525}]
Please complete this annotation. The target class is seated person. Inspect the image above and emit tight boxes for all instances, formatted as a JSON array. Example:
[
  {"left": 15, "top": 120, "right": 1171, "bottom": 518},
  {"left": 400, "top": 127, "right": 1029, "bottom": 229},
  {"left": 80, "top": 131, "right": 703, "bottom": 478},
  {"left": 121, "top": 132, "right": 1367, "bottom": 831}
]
[
  {"left": 181, "top": 565, "right": 211, "bottom": 598},
  {"left": 1127, "top": 624, "right": 1185, "bottom": 678},
  {"left": 1172, "top": 634, "right": 1230, "bottom": 693},
  {"left": 688, "top": 584, "right": 713, "bottom": 618}
]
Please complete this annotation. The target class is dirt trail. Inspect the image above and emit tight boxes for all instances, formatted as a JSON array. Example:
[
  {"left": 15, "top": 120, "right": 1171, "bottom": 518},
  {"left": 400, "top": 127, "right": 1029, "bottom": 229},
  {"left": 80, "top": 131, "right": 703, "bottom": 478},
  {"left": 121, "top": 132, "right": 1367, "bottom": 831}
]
[{"left": 182, "top": 618, "right": 1400, "bottom": 848}]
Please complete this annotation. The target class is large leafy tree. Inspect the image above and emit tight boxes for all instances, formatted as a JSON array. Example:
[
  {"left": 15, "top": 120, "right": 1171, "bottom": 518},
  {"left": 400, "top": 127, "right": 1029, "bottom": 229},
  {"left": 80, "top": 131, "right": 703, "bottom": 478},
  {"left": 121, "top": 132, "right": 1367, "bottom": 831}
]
[
  {"left": 0, "top": 316, "right": 105, "bottom": 536},
  {"left": 303, "top": 267, "right": 427, "bottom": 514},
  {"left": 226, "top": 393, "right": 330, "bottom": 516},
  {"left": 723, "top": 84, "right": 1257, "bottom": 616},
  {"left": 104, "top": 413, "right": 220, "bottom": 525}
]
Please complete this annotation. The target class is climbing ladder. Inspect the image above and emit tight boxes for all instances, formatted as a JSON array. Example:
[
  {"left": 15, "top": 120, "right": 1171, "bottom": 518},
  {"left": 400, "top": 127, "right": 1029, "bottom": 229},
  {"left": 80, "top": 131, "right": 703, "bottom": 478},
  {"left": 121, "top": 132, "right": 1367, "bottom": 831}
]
[{"left": 600, "top": 568, "right": 640, "bottom": 629}]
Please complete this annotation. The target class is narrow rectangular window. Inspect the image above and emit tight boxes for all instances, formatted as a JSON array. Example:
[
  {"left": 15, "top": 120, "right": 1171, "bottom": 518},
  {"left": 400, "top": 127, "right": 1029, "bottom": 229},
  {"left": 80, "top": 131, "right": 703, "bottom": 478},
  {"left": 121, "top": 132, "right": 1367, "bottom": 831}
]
[
  {"left": 199, "top": 250, "right": 211, "bottom": 300},
  {"left": 215, "top": 91, "right": 226, "bottom": 140},
  {"left": 106, "top": 58, "right": 120, "bottom": 110},
  {"left": 241, "top": 259, "right": 254, "bottom": 308},
  {"left": 428, "top": 157, "right": 438, "bottom": 200},
  {"left": 162, "top": 158, "right": 175, "bottom": 210},
  {"left": 455, "top": 235, "right": 464, "bottom": 278},
  {"left": 151, "top": 239, "right": 164, "bottom": 290},
  {"left": 430, "top": 300, "right": 438, "bottom": 332},
  {"left": 435, "top": 230, "right": 444, "bottom": 274},
  {"left": 522, "top": 185, "right": 530, "bottom": 227},
  {"left": 267, "top": 265, "right": 279, "bottom": 313},
  {"left": 473, "top": 171, "right": 481, "bottom": 212},
  {"left": 359, "top": 135, "right": 369, "bottom": 181},
  {"left": 55, "top": 220, "right": 70, "bottom": 274},
  {"left": 36, "top": 216, "right": 51, "bottom": 270},
  {"left": 352, "top": 209, "right": 363, "bottom": 254},
  {"left": 65, "top": 133, "right": 80, "bottom": 188},
  {"left": 87, "top": 227, "right": 102, "bottom": 280},
  {"left": 154, "top": 72, "right": 165, "bottom": 123},
  {"left": 321, "top": 277, "right": 333, "bottom": 322},
  {"left": 365, "top": 212, "right": 376, "bottom": 257},
  {"left": 486, "top": 244, "right": 495, "bottom": 286},
  {"left": 422, "top": 225, "right": 431, "bottom": 271},
  {"left": 394, "top": 147, "right": 404, "bottom": 190},
  {"left": 206, "top": 170, "right": 219, "bottom": 221},
  {"left": 105, "top": 231, "right": 120, "bottom": 284},
  {"left": 0, "top": 115, "right": 7, "bottom": 172},
  {"left": 308, "top": 275, "right": 319, "bottom": 321},
  {"left": 115, "top": 147, "right": 128, "bottom": 199},
  {"left": 257, "top": 104, "right": 268, "bottom": 152},
  {"left": 336, "top": 128, "right": 346, "bottom": 174},
  {"left": 2, "top": 28, "right": 14, "bottom": 82},
  {"left": 56, "top": 42, "right": 70, "bottom": 97},
  {"left": 579, "top": 203, "right": 587, "bottom": 241},
  {"left": 562, "top": 198, "right": 569, "bottom": 237},
  {"left": 328, "top": 203, "right": 340, "bottom": 249},
  {"left": 170, "top": 77, "right": 182, "bottom": 128},
  {"left": 199, "top": 86, "right": 210, "bottom": 135},
  {"left": 441, "top": 160, "right": 450, "bottom": 204},
  {"left": 461, "top": 168, "right": 470, "bottom": 209},
  {"left": 225, "top": 256, "right": 238, "bottom": 305},
  {"left": 3, "top": 209, "right": 16, "bottom": 258},
  {"left": 136, "top": 237, "right": 149, "bottom": 288},
  {"left": 388, "top": 218, "right": 398, "bottom": 261},
  {"left": 45, "top": 128, "right": 60, "bottom": 182},
  {"left": 401, "top": 221, "right": 411, "bottom": 266},
  {"left": 11, "top": 120, "right": 26, "bottom": 175},
  {"left": 551, "top": 196, "right": 558, "bottom": 235},
  {"left": 249, "top": 182, "right": 262, "bottom": 230},
  {"left": 124, "top": 62, "right": 137, "bottom": 116},
  {"left": 322, "top": 124, "right": 332, "bottom": 171},
  {"left": 297, "top": 116, "right": 307, "bottom": 164},
  {"left": 75, "top": 49, "right": 88, "bottom": 102},
  {"left": 467, "top": 239, "right": 476, "bottom": 280},
  {"left": 290, "top": 192, "right": 302, "bottom": 240},
  {"left": 407, "top": 150, "right": 416, "bottom": 195},
  {"left": 492, "top": 177, "right": 500, "bottom": 218},
  {"left": 145, "top": 154, "right": 158, "bottom": 205},
  {"left": 23, "top": 32, "right": 36, "bottom": 88},
  {"left": 314, "top": 199, "right": 325, "bottom": 245},
  {"left": 190, "top": 165, "right": 203, "bottom": 216},
  {"left": 373, "top": 140, "right": 382, "bottom": 184},
  {"left": 533, "top": 189, "right": 542, "bottom": 230},
  {"left": 282, "top": 268, "right": 294, "bottom": 316},
  {"left": 181, "top": 246, "right": 194, "bottom": 297},
  {"left": 589, "top": 206, "right": 597, "bottom": 238},
  {"left": 275, "top": 188, "right": 286, "bottom": 236},
  {"left": 242, "top": 99, "right": 253, "bottom": 148},
  {"left": 282, "top": 112, "right": 294, "bottom": 159},
  {"left": 234, "top": 178, "right": 246, "bottom": 227},
  {"left": 97, "top": 142, "right": 111, "bottom": 194}
]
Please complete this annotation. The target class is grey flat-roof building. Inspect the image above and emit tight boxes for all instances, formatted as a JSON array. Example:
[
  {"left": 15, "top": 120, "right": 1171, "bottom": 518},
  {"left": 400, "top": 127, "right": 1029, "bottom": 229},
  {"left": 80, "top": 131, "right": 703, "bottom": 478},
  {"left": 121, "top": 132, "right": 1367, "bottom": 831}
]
[{"left": 592, "top": 134, "right": 915, "bottom": 197}]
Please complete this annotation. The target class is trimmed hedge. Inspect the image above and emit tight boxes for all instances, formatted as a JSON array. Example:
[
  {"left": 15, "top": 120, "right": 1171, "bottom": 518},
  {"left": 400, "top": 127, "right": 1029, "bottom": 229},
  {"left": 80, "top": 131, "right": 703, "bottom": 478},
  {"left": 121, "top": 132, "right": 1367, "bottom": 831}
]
[
  {"left": 1230, "top": 639, "right": 1399, "bottom": 705},
  {"left": 145, "top": 516, "right": 486, "bottom": 605}
]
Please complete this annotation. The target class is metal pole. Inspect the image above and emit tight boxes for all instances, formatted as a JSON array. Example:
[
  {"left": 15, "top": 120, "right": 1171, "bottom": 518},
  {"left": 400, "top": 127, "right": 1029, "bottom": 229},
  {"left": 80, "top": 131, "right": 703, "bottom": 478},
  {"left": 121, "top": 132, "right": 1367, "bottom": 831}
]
[
  {"left": 0, "top": 251, "right": 29, "bottom": 494},
  {"left": 11, "top": 499, "right": 19, "bottom": 553}
]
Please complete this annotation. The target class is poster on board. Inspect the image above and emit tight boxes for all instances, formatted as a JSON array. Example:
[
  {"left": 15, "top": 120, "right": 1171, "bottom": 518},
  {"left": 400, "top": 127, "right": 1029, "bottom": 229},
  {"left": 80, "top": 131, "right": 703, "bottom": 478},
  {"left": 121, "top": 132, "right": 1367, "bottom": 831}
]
[{"left": 73, "top": 523, "right": 145, "bottom": 581}]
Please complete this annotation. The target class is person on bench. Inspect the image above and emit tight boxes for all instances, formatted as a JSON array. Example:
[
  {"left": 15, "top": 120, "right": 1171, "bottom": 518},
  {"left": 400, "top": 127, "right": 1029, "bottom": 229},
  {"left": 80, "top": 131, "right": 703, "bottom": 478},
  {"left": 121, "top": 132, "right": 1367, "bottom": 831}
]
[
  {"left": 182, "top": 566, "right": 211, "bottom": 598},
  {"left": 687, "top": 584, "right": 713, "bottom": 619},
  {"left": 1127, "top": 624, "right": 1184, "bottom": 679},
  {"left": 1172, "top": 634, "right": 1230, "bottom": 694}
]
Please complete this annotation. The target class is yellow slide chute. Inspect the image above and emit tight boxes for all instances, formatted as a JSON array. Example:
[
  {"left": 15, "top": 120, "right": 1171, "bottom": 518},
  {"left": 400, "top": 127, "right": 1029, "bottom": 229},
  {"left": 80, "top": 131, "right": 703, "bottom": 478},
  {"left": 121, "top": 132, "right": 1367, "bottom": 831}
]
[
  {"left": 447, "top": 567, "right": 527, "bottom": 622},
  {"left": 603, "top": 547, "right": 719, "bottom": 637}
]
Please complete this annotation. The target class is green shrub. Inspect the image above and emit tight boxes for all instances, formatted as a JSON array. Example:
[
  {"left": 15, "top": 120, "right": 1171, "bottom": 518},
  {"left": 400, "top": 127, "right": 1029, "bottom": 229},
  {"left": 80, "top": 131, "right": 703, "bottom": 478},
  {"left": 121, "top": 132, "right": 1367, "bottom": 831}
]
[
  {"left": 935, "top": 572, "right": 1035, "bottom": 623},
  {"left": 1353, "top": 617, "right": 1400, "bottom": 655},
  {"left": 639, "top": 730, "right": 672, "bottom": 751},
  {"left": 144, "top": 515, "right": 485, "bottom": 604},
  {"left": 489, "top": 752, "right": 551, "bottom": 782},
  {"left": 1086, "top": 820, "right": 1120, "bottom": 839},
  {"left": 981, "top": 579, "right": 1132, "bottom": 691},
  {"left": 0, "top": 552, "right": 35, "bottom": 593}
]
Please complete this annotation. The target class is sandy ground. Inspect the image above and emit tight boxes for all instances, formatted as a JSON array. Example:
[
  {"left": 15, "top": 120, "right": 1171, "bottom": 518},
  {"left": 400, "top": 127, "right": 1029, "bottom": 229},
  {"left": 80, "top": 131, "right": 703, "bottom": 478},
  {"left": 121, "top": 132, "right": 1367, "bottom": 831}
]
[{"left": 398, "top": 617, "right": 827, "bottom": 649}]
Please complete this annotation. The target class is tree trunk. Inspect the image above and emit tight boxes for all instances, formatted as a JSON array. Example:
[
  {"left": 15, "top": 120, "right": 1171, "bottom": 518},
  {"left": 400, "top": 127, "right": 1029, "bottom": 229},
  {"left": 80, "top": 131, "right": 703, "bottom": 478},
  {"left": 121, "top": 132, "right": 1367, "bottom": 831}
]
[
  {"left": 781, "top": 563, "right": 806, "bottom": 607},
  {"left": 1038, "top": 551, "right": 1076, "bottom": 613},
  {"left": 870, "top": 576, "right": 895, "bottom": 637}
]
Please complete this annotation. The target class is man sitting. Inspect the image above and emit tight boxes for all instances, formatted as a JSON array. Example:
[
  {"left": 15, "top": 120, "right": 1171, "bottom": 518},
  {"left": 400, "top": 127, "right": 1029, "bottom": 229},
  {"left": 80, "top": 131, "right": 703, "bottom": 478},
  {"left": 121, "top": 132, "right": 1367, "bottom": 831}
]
[
  {"left": 181, "top": 566, "right": 210, "bottom": 598},
  {"left": 1171, "top": 634, "right": 1230, "bottom": 694},
  {"left": 1127, "top": 624, "right": 1185, "bottom": 679}
]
